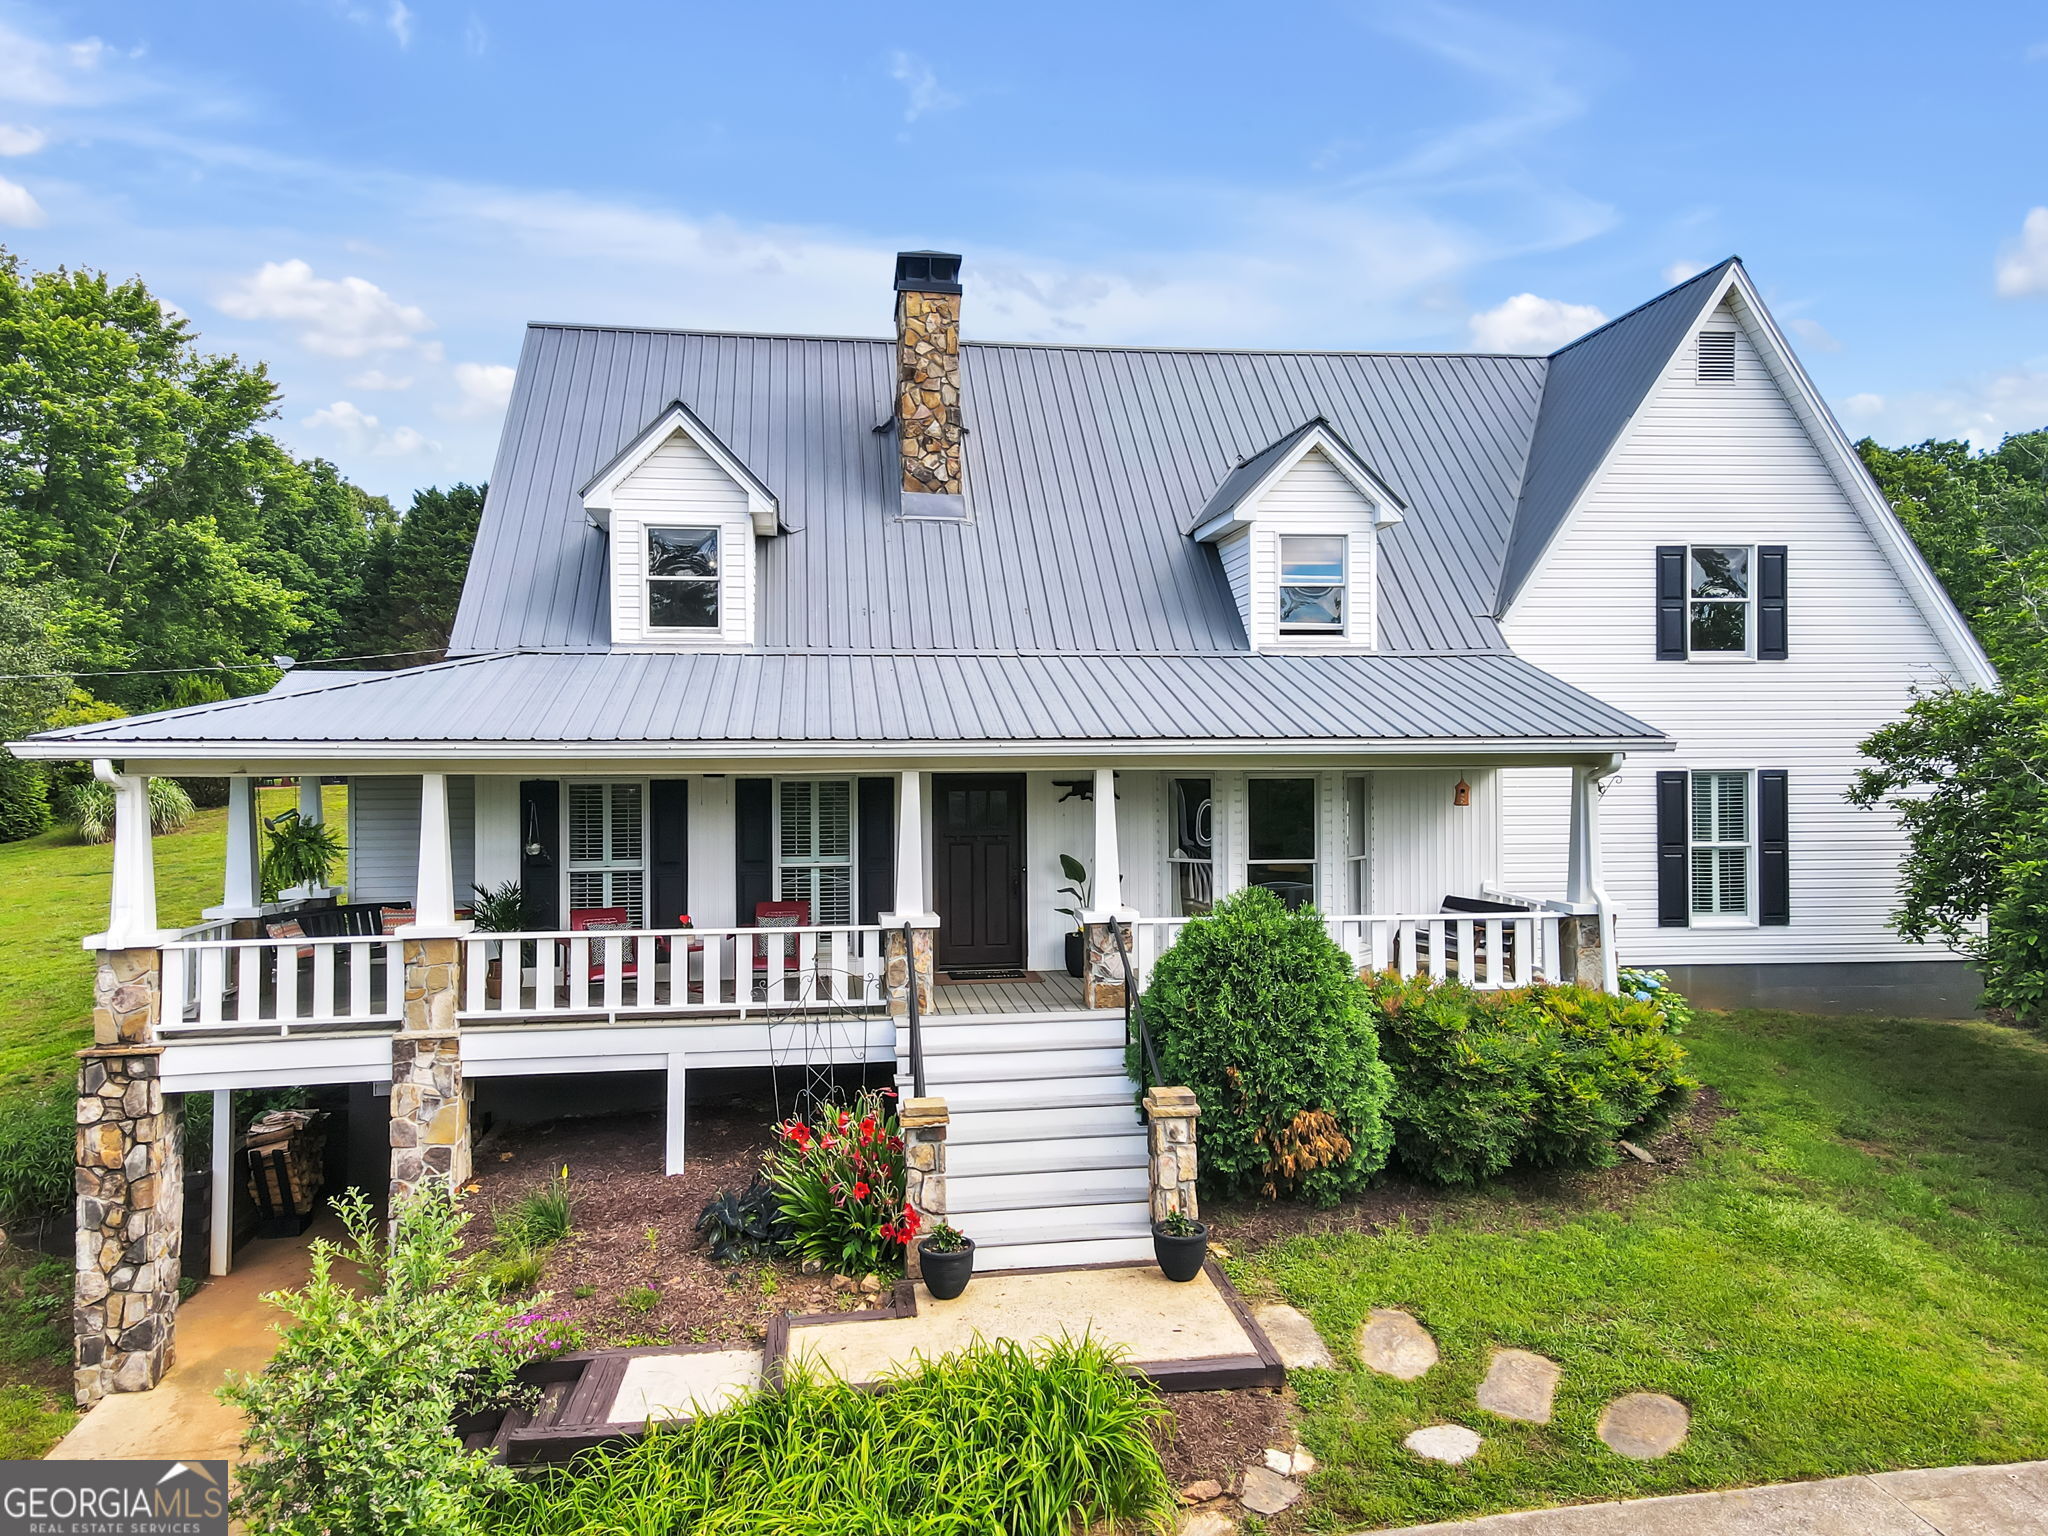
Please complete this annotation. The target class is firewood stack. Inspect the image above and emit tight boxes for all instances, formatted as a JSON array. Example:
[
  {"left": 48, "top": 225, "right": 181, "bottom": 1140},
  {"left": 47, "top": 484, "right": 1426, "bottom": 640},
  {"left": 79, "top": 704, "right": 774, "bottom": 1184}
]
[{"left": 243, "top": 1108, "right": 329, "bottom": 1215}]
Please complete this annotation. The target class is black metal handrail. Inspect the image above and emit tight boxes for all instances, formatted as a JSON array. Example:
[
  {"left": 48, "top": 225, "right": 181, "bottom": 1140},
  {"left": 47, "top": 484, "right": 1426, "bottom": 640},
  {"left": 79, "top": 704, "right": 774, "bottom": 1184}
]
[
  {"left": 1108, "top": 918, "right": 1162, "bottom": 1097},
  {"left": 902, "top": 921, "right": 927, "bottom": 1099}
]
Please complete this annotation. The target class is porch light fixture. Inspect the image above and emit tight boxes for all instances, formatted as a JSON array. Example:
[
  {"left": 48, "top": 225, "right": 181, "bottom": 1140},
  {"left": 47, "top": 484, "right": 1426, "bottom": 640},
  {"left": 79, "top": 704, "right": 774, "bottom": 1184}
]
[{"left": 1453, "top": 777, "right": 1471, "bottom": 808}]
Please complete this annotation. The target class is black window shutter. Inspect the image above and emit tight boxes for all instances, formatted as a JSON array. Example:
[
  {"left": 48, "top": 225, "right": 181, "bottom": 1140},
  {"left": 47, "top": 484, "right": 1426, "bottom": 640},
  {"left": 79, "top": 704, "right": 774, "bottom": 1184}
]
[
  {"left": 856, "top": 777, "right": 895, "bottom": 924},
  {"left": 1656, "top": 546, "right": 1688, "bottom": 660},
  {"left": 1656, "top": 770, "right": 1690, "bottom": 927},
  {"left": 1757, "top": 545, "right": 1788, "bottom": 660},
  {"left": 517, "top": 780, "right": 561, "bottom": 930},
  {"left": 1758, "top": 769, "right": 1790, "bottom": 925},
  {"left": 648, "top": 779, "right": 690, "bottom": 928},
  {"left": 735, "top": 778, "right": 774, "bottom": 924}
]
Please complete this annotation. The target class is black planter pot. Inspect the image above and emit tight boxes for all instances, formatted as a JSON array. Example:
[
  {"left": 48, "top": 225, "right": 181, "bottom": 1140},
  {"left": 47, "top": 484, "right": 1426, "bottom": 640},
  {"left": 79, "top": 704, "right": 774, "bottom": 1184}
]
[
  {"left": 1152, "top": 1220, "right": 1209, "bottom": 1283},
  {"left": 1064, "top": 930, "right": 1085, "bottom": 978},
  {"left": 920, "top": 1237, "right": 976, "bottom": 1300}
]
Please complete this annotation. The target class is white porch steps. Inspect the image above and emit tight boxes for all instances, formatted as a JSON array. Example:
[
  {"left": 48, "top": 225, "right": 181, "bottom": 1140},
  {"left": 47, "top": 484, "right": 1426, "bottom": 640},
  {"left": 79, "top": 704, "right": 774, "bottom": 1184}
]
[{"left": 898, "top": 1008, "right": 1154, "bottom": 1273}]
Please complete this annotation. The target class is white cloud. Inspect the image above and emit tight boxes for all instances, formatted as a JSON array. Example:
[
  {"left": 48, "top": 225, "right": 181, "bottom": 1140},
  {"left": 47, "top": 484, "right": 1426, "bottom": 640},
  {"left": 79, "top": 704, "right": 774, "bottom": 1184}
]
[
  {"left": 302, "top": 400, "right": 437, "bottom": 457},
  {"left": 346, "top": 368, "right": 413, "bottom": 390},
  {"left": 1786, "top": 316, "right": 1842, "bottom": 353},
  {"left": 1662, "top": 259, "right": 1703, "bottom": 285},
  {"left": 445, "top": 361, "right": 514, "bottom": 418},
  {"left": 1468, "top": 292, "right": 1606, "bottom": 352},
  {"left": 0, "top": 173, "right": 45, "bottom": 226},
  {"left": 464, "top": 12, "right": 488, "bottom": 55},
  {"left": 217, "top": 259, "right": 434, "bottom": 357},
  {"left": 1995, "top": 207, "right": 2048, "bottom": 298},
  {"left": 386, "top": 1, "right": 413, "bottom": 49},
  {"left": 0, "top": 123, "right": 47, "bottom": 155},
  {"left": 1841, "top": 392, "right": 1885, "bottom": 416},
  {"left": 1858, "top": 368, "right": 2048, "bottom": 449},
  {"left": 888, "top": 52, "right": 960, "bottom": 122}
]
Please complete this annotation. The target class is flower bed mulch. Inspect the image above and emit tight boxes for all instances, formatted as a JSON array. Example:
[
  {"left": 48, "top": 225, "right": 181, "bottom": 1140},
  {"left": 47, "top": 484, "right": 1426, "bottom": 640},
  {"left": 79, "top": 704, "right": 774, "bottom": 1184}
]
[{"left": 462, "top": 1103, "right": 883, "bottom": 1350}]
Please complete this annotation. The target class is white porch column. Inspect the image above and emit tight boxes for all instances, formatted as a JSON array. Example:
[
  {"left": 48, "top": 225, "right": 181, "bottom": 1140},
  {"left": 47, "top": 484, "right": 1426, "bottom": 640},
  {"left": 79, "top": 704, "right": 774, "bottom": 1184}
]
[
  {"left": 297, "top": 774, "right": 323, "bottom": 825},
  {"left": 408, "top": 771, "right": 459, "bottom": 932},
  {"left": 892, "top": 770, "right": 928, "bottom": 919},
  {"left": 1089, "top": 767, "right": 1124, "bottom": 916},
  {"left": 1563, "top": 758, "right": 1621, "bottom": 993},
  {"left": 206, "top": 775, "right": 262, "bottom": 921},
  {"left": 1566, "top": 764, "right": 1601, "bottom": 910},
  {"left": 92, "top": 761, "right": 161, "bottom": 948},
  {"left": 210, "top": 1087, "right": 233, "bottom": 1276}
]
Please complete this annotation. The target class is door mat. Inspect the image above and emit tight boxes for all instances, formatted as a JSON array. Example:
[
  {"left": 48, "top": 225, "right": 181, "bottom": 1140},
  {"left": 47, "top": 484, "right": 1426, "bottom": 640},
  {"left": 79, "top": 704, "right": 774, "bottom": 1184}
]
[{"left": 938, "top": 968, "right": 1033, "bottom": 983}]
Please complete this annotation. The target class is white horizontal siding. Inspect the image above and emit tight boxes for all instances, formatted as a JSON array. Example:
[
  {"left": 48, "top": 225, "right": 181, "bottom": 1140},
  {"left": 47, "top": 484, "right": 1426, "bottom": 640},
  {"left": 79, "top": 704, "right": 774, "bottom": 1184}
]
[
  {"left": 345, "top": 775, "right": 475, "bottom": 906},
  {"left": 1223, "top": 449, "right": 1380, "bottom": 651},
  {"left": 609, "top": 432, "right": 755, "bottom": 647},
  {"left": 1500, "top": 299, "right": 1972, "bottom": 965}
]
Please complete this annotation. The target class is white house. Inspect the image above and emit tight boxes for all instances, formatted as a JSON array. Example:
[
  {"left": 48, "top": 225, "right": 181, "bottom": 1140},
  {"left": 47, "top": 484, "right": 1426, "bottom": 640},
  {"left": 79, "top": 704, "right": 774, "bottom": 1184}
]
[{"left": 18, "top": 252, "right": 1991, "bottom": 1403}]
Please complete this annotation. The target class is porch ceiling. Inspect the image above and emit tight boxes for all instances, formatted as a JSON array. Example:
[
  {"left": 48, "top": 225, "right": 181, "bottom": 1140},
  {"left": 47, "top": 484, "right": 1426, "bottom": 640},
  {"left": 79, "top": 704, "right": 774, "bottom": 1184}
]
[{"left": 16, "top": 649, "right": 1668, "bottom": 763}]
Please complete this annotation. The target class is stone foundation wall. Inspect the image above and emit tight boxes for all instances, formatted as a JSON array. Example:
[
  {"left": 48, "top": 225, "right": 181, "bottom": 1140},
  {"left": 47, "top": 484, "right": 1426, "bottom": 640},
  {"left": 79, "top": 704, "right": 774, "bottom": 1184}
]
[
  {"left": 901, "top": 1096, "right": 948, "bottom": 1283},
  {"left": 74, "top": 1046, "right": 181, "bottom": 1405},
  {"left": 390, "top": 1031, "right": 469, "bottom": 1204},
  {"left": 883, "top": 924, "right": 936, "bottom": 1019},
  {"left": 1142, "top": 1086, "right": 1200, "bottom": 1224},
  {"left": 1081, "top": 919, "right": 1135, "bottom": 1011},
  {"left": 896, "top": 289, "right": 962, "bottom": 495}
]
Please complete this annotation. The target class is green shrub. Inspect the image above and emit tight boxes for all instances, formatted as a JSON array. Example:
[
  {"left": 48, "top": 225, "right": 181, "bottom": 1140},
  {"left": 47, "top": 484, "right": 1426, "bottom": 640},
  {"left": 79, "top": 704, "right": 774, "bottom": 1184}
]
[
  {"left": 1138, "top": 888, "right": 1394, "bottom": 1204},
  {"left": 0, "top": 1081, "right": 76, "bottom": 1231},
  {"left": 63, "top": 775, "right": 194, "bottom": 843},
  {"left": 488, "top": 1335, "right": 1175, "bottom": 1536},
  {"left": 0, "top": 755, "right": 49, "bottom": 844},
  {"left": 763, "top": 1088, "right": 912, "bottom": 1274},
  {"left": 493, "top": 1167, "right": 573, "bottom": 1251},
  {"left": 1369, "top": 973, "right": 1697, "bottom": 1186},
  {"left": 220, "top": 1187, "right": 539, "bottom": 1536},
  {"left": 485, "top": 1247, "right": 546, "bottom": 1295}
]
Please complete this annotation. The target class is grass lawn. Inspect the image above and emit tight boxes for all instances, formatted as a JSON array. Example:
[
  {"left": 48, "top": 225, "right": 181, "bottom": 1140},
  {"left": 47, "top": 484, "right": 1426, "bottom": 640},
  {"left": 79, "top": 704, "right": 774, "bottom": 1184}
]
[
  {"left": 1235, "top": 1007, "right": 2048, "bottom": 1531},
  {"left": 0, "top": 784, "right": 346, "bottom": 1092}
]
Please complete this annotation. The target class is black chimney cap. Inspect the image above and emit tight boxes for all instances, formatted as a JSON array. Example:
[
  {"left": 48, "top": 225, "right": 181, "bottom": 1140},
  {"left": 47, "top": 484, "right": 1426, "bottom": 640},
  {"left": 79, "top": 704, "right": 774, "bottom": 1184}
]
[{"left": 894, "top": 250, "right": 963, "bottom": 295}]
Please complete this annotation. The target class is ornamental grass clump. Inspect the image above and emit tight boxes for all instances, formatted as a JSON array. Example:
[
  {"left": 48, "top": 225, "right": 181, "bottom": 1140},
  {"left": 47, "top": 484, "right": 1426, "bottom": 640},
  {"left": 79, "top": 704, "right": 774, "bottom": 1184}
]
[
  {"left": 488, "top": 1335, "right": 1176, "bottom": 1536},
  {"left": 762, "top": 1088, "right": 914, "bottom": 1275},
  {"left": 220, "top": 1187, "right": 557, "bottom": 1536},
  {"left": 1139, "top": 887, "right": 1394, "bottom": 1204},
  {"left": 1368, "top": 972, "right": 1697, "bottom": 1186}
]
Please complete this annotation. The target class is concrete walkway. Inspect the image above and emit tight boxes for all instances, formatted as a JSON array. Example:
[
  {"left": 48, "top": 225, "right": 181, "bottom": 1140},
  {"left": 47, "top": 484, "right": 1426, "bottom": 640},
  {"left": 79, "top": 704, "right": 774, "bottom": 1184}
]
[
  {"left": 46, "top": 1219, "right": 332, "bottom": 1463},
  {"left": 1368, "top": 1460, "right": 2048, "bottom": 1535}
]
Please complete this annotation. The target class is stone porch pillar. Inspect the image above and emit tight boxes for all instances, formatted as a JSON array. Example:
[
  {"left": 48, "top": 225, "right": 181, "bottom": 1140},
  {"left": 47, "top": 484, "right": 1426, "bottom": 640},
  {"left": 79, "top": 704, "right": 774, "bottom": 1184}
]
[
  {"left": 1142, "top": 1086, "right": 1200, "bottom": 1225},
  {"left": 390, "top": 936, "right": 470, "bottom": 1206},
  {"left": 880, "top": 918, "right": 937, "bottom": 1019},
  {"left": 1557, "top": 913, "right": 1612, "bottom": 992},
  {"left": 901, "top": 1096, "right": 948, "bottom": 1283},
  {"left": 1080, "top": 915, "right": 1137, "bottom": 1011},
  {"left": 1564, "top": 757, "right": 1622, "bottom": 993}
]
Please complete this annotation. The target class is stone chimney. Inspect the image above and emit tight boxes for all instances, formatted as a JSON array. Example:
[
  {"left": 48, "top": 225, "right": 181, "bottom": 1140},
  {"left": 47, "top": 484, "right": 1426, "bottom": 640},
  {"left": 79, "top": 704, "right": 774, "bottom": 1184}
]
[{"left": 893, "top": 251, "right": 964, "bottom": 511}]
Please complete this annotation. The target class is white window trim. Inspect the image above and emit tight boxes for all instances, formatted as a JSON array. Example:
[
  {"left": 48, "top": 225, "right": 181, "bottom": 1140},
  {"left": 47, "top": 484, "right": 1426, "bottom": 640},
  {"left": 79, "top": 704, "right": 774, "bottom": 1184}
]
[
  {"left": 1688, "top": 767, "right": 1757, "bottom": 927},
  {"left": 1686, "top": 543, "right": 1757, "bottom": 663},
  {"left": 646, "top": 524, "right": 723, "bottom": 633},
  {"left": 1277, "top": 532, "right": 1350, "bottom": 636},
  {"left": 561, "top": 777, "right": 650, "bottom": 926},
  {"left": 772, "top": 777, "right": 858, "bottom": 926},
  {"left": 1164, "top": 775, "right": 1216, "bottom": 918},
  {"left": 1243, "top": 772, "right": 1319, "bottom": 906}
]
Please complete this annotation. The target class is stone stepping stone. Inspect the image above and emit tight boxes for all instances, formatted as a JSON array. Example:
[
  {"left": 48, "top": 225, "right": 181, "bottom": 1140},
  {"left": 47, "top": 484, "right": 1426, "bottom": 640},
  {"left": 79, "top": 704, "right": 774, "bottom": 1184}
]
[
  {"left": 1476, "top": 1348, "right": 1561, "bottom": 1424},
  {"left": 1251, "top": 1302, "right": 1335, "bottom": 1370},
  {"left": 1598, "top": 1392, "right": 1690, "bottom": 1459},
  {"left": 1177, "top": 1512, "right": 1238, "bottom": 1536},
  {"left": 1262, "top": 1446, "right": 1317, "bottom": 1477},
  {"left": 1404, "top": 1423, "right": 1483, "bottom": 1464},
  {"left": 1358, "top": 1308, "right": 1439, "bottom": 1380},
  {"left": 1237, "top": 1465, "right": 1302, "bottom": 1516}
]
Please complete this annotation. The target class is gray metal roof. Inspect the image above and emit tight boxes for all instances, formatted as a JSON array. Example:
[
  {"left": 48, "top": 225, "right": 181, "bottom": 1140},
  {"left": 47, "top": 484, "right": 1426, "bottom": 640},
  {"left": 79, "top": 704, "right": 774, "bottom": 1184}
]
[
  {"left": 26, "top": 649, "right": 1666, "bottom": 749},
  {"left": 449, "top": 329, "right": 1554, "bottom": 657},
  {"left": 1189, "top": 417, "right": 1406, "bottom": 536},
  {"left": 1497, "top": 259, "right": 1738, "bottom": 611}
]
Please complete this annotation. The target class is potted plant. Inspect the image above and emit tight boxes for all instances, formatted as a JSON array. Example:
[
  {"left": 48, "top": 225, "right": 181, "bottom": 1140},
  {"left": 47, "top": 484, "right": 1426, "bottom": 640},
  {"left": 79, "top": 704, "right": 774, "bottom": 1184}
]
[
  {"left": 1152, "top": 1209, "right": 1208, "bottom": 1283},
  {"left": 260, "top": 809, "right": 346, "bottom": 902},
  {"left": 1054, "top": 854, "right": 1091, "bottom": 977},
  {"left": 469, "top": 881, "right": 534, "bottom": 1002},
  {"left": 918, "top": 1219, "right": 975, "bottom": 1300}
]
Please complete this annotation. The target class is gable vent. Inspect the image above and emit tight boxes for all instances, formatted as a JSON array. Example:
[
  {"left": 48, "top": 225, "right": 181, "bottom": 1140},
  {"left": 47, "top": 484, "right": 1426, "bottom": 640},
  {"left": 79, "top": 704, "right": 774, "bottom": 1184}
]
[{"left": 1695, "top": 330, "right": 1737, "bottom": 383}]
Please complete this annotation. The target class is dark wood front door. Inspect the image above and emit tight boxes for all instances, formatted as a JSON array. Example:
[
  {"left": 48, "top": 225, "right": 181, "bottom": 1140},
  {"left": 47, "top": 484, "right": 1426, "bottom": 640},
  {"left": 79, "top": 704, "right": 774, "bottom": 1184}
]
[{"left": 932, "top": 774, "right": 1026, "bottom": 971}]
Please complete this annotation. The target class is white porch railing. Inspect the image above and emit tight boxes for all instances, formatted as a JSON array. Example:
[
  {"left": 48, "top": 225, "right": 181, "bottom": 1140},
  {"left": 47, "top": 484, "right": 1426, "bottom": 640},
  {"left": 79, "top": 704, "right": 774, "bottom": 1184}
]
[
  {"left": 1128, "top": 910, "right": 1562, "bottom": 994},
  {"left": 457, "top": 923, "right": 889, "bottom": 1021},
  {"left": 159, "top": 934, "right": 403, "bottom": 1036}
]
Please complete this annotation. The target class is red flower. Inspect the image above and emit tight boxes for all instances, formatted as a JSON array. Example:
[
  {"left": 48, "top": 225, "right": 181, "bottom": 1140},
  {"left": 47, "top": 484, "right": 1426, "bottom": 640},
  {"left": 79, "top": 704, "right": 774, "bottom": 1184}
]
[
  {"left": 838, "top": 1110, "right": 851, "bottom": 1133},
  {"left": 858, "top": 1116, "right": 877, "bottom": 1142},
  {"left": 852, "top": 1181, "right": 871, "bottom": 1200},
  {"left": 783, "top": 1123, "right": 811, "bottom": 1147}
]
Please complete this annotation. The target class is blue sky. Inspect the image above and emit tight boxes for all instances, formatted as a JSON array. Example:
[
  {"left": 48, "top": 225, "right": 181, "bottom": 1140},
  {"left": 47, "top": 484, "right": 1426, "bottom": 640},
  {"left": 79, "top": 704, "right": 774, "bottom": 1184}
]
[{"left": 1, "top": 0, "right": 2044, "bottom": 502}]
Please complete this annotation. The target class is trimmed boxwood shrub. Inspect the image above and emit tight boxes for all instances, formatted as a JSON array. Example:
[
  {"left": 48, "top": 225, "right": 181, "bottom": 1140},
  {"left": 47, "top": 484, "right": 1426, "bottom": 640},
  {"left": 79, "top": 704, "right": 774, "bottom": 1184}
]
[
  {"left": 1137, "top": 888, "right": 1393, "bottom": 1205},
  {"left": 1369, "top": 972, "right": 1696, "bottom": 1186}
]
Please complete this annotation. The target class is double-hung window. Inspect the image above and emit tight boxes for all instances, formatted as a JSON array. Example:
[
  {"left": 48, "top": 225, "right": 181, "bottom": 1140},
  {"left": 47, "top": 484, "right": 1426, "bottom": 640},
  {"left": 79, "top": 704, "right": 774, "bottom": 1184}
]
[
  {"left": 1167, "top": 777, "right": 1215, "bottom": 917},
  {"left": 566, "top": 781, "right": 645, "bottom": 923},
  {"left": 1247, "top": 777, "right": 1317, "bottom": 909},
  {"left": 1687, "top": 546, "right": 1751, "bottom": 654},
  {"left": 647, "top": 527, "right": 720, "bottom": 630},
  {"left": 775, "top": 779, "right": 854, "bottom": 926},
  {"left": 1278, "top": 535, "right": 1346, "bottom": 633},
  {"left": 1689, "top": 771, "right": 1752, "bottom": 921}
]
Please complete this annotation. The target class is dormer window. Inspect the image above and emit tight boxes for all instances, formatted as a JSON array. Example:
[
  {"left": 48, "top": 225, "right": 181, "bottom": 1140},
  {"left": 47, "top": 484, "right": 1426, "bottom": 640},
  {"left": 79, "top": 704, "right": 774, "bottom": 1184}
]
[
  {"left": 648, "top": 527, "right": 720, "bottom": 630},
  {"left": 1279, "top": 535, "right": 1347, "bottom": 633}
]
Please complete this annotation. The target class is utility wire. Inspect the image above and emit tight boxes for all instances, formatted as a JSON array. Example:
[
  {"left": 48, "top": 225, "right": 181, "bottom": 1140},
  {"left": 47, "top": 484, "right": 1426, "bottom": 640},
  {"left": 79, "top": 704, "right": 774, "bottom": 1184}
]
[{"left": 0, "top": 648, "right": 446, "bottom": 682}]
